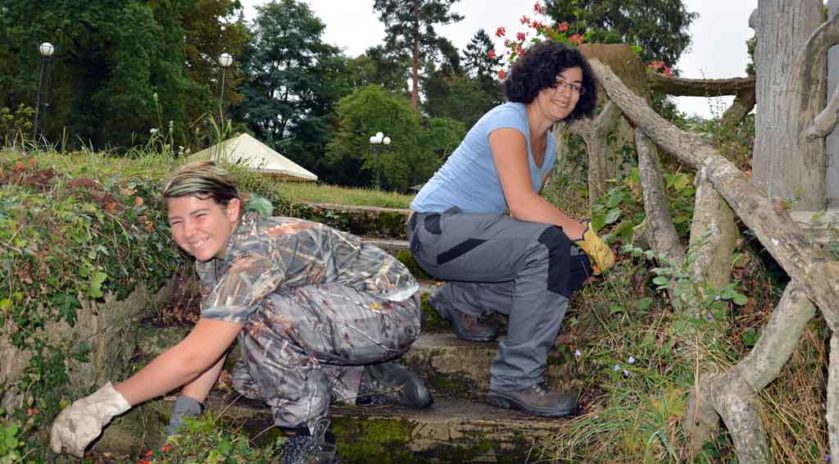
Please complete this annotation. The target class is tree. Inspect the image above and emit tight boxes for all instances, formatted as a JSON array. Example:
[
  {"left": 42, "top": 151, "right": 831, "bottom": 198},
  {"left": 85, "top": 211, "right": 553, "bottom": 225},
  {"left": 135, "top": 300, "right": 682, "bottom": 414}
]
[
  {"left": 234, "top": 0, "right": 347, "bottom": 176},
  {"left": 422, "top": 72, "right": 501, "bottom": 128},
  {"left": 343, "top": 46, "right": 411, "bottom": 94},
  {"left": 326, "top": 85, "right": 439, "bottom": 190},
  {"left": 462, "top": 29, "right": 500, "bottom": 82},
  {"left": 0, "top": 0, "right": 246, "bottom": 149},
  {"left": 372, "top": 0, "right": 463, "bottom": 110},
  {"left": 543, "top": 0, "right": 697, "bottom": 66}
]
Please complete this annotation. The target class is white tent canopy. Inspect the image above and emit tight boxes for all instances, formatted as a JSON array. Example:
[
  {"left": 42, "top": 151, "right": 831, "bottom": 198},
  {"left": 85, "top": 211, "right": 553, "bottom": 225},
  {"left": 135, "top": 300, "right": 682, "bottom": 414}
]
[{"left": 188, "top": 133, "right": 318, "bottom": 181}]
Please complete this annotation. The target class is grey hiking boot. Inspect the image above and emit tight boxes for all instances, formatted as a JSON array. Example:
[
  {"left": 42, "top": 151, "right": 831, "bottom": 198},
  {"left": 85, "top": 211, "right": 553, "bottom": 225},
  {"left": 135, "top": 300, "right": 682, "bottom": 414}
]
[
  {"left": 487, "top": 382, "right": 578, "bottom": 417},
  {"left": 356, "top": 361, "right": 433, "bottom": 409},
  {"left": 280, "top": 418, "right": 338, "bottom": 464},
  {"left": 430, "top": 291, "right": 498, "bottom": 342}
]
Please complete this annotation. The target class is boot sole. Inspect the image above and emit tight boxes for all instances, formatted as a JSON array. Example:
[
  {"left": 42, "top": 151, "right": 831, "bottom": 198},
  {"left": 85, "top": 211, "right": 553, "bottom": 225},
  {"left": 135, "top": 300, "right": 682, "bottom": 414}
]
[{"left": 486, "top": 391, "right": 576, "bottom": 417}]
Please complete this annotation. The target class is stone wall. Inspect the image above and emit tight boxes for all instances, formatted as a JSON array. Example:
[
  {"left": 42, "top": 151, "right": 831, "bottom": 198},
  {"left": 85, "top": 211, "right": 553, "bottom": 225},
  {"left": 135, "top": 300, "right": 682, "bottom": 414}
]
[{"left": 0, "top": 278, "right": 176, "bottom": 412}]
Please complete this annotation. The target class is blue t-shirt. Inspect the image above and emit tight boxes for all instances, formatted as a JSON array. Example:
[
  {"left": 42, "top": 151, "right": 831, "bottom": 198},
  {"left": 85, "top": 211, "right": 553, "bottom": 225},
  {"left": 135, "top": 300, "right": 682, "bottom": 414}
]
[{"left": 411, "top": 102, "right": 556, "bottom": 214}]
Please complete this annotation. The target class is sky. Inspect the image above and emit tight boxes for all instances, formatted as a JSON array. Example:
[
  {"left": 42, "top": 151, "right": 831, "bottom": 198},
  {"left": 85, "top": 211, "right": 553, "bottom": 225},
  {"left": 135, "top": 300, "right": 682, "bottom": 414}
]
[{"left": 239, "top": 0, "right": 758, "bottom": 119}]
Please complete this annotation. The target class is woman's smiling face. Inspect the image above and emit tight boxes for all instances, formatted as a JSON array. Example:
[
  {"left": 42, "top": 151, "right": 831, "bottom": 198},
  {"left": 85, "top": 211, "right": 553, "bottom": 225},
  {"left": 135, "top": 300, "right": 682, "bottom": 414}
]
[
  {"left": 534, "top": 66, "right": 583, "bottom": 122},
  {"left": 166, "top": 195, "right": 240, "bottom": 262}
]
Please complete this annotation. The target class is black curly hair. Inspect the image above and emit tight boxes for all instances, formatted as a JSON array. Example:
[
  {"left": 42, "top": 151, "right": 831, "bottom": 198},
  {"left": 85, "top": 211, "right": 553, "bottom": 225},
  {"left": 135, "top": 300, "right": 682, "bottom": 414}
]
[{"left": 503, "top": 41, "right": 596, "bottom": 122}]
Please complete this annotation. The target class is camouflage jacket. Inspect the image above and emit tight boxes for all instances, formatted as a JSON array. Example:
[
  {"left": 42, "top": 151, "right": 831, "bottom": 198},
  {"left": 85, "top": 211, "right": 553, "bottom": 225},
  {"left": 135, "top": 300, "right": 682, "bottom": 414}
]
[{"left": 196, "top": 212, "right": 418, "bottom": 324}]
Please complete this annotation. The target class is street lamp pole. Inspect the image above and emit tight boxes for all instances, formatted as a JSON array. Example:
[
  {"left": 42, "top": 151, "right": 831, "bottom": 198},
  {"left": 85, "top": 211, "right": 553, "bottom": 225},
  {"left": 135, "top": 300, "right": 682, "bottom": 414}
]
[
  {"left": 32, "top": 42, "right": 55, "bottom": 143},
  {"left": 368, "top": 131, "right": 391, "bottom": 189},
  {"left": 218, "top": 52, "right": 233, "bottom": 123}
]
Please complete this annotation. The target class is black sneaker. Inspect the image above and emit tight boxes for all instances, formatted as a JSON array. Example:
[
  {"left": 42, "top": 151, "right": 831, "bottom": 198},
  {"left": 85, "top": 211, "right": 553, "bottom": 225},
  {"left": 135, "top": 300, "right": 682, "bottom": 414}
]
[
  {"left": 356, "top": 361, "right": 433, "bottom": 409},
  {"left": 430, "top": 291, "right": 498, "bottom": 342},
  {"left": 280, "top": 418, "right": 338, "bottom": 464},
  {"left": 487, "top": 382, "right": 578, "bottom": 417}
]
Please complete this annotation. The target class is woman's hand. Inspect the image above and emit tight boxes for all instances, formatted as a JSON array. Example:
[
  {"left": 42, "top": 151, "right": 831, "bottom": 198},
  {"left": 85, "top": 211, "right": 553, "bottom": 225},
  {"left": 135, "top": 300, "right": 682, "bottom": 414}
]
[
  {"left": 574, "top": 223, "right": 615, "bottom": 274},
  {"left": 50, "top": 382, "right": 131, "bottom": 457}
]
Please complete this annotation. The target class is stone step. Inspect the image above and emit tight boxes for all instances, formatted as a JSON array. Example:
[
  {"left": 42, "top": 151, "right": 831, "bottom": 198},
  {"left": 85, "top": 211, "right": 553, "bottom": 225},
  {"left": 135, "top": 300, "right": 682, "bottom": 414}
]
[
  {"left": 402, "top": 333, "right": 577, "bottom": 398},
  {"left": 294, "top": 202, "right": 410, "bottom": 239},
  {"left": 362, "top": 237, "right": 410, "bottom": 255},
  {"left": 100, "top": 393, "right": 566, "bottom": 462}
]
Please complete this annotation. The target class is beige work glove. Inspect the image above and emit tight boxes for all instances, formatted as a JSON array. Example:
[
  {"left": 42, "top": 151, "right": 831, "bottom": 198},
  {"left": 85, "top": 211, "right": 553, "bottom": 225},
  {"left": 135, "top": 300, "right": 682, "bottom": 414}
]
[
  {"left": 50, "top": 382, "right": 131, "bottom": 457},
  {"left": 574, "top": 223, "right": 615, "bottom": 275}
]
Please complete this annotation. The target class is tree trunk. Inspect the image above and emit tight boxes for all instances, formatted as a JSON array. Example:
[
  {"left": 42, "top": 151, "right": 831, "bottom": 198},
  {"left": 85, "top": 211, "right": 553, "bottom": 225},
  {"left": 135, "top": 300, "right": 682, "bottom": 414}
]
[
  {"left": 827, "top": 0, "right": 839, "bottom": 208},
  {"left": 410, "top": 0, "right": 419, "bottom": 110},
  {"left": 635, "top": 129, "right": 684, "bottom": 263},
  {"left": 577, "top": 44, "right": 651, "bottom": 199},
  {"left": 751, "top": 0, "right": 826, "bottom": 210}
]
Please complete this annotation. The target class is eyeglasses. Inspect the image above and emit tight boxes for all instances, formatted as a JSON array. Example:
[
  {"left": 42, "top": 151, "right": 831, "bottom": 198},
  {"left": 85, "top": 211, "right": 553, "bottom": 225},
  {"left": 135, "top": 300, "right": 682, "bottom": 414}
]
[{"left": 551, "top": 78, "right": 585, "bottom": 95}]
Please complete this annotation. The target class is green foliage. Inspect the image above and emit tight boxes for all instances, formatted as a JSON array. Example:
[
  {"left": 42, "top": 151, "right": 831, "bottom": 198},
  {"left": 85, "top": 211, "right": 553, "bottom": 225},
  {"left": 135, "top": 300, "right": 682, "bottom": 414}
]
[
  {"left": 543, "top": 0, "right": 697, "bottom": 66},
  {"left": 326, "top": 85, "right": 439, "bottom": 191},
  {"left": 462, "top": 29, "right": 501, "bottom": 82},
  {"left": 0, "top": 0, "right": 246, "bottom": 149},
  {"left": 422, "top": 117, "right": 466, "bottom": 161},
  {"left": 0, "top": 420, "right": 23, "bottom": 464},
  {"left": 588, "top": 167, "right": 696, "bottom": 244},
  {"left": 144, "top": 414, "right": 283, "bottom": 463},
  {"left": 234, "top": 0, "right": 347, "bottom": 178},
  {"left": 0, "top": 105, "right": 33, "bottom": 145},
  {"left": 422, "top": 72, "right": 502, "bottom": 128},
  {"left": 373, "top": 0, "right": 464, "bottom": 107}
]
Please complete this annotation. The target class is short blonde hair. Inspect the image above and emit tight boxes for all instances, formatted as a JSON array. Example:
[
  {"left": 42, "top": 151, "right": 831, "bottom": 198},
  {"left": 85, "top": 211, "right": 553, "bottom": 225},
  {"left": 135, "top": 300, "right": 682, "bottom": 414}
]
[{"left": 162, "top": 161, "right": 239, "bottom": 206}]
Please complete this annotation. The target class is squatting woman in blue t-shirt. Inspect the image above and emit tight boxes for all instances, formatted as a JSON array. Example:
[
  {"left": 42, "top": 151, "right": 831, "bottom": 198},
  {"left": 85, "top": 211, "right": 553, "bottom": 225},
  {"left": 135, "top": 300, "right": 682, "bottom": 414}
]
[{"left": 408, "top": 41, "right": 615, "bottom": 417}]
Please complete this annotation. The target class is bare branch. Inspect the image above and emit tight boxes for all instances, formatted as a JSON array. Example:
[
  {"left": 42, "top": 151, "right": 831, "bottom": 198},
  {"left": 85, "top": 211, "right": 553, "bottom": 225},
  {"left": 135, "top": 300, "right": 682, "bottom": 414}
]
[
  {"left": 806, "top": 83, "right": 839, "bottom": 139},
  {"left": 721, "top": 87, "right": 757, "bottom": 131},
  {"left": 570, "top": 102, "right": 624, "bottom": 203},
  {"left": 648, "top": 74, "right": 754, "bottom": 97},
  {"left": 799, "top": 8, "right": 839, "bottom": 136},
  {"left": 635, "top": 129, "right": 684, "bottom": 263},
  {"left": 588, "top": 58, "right": 839, "bottom": 330}
]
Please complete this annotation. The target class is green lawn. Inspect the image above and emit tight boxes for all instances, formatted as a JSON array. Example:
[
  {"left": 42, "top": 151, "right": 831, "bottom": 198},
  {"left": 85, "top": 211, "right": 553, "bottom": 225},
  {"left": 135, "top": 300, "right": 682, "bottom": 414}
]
[{"left": 276, "top": 181, "right": 414, "bottom": 209}]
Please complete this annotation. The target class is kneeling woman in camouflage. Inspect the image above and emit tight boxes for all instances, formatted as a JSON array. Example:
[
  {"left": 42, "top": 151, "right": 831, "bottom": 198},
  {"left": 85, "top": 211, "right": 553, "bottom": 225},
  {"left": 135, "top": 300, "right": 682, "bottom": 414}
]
[{"left": 50, "top": 161, "right": 431, "bottom": 463}]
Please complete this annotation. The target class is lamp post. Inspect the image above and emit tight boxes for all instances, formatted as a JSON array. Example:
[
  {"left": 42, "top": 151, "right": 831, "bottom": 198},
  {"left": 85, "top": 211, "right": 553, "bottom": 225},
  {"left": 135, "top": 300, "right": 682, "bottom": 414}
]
[
  {"left": 32, "top": 42, "right": 55, "bottom": 143},
  {"left": 368, "top": 131, "right": 391, "bottom": 189},
  {"left": 218, "top": 52, "right": 233, "bottom": 123}
]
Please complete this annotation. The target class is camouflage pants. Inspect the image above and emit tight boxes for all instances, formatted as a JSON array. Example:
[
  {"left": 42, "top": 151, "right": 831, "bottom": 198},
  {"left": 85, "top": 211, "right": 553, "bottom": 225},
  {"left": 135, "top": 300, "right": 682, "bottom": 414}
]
[{"left": 230, "top": 282, "right": 421, "bottom": 432}]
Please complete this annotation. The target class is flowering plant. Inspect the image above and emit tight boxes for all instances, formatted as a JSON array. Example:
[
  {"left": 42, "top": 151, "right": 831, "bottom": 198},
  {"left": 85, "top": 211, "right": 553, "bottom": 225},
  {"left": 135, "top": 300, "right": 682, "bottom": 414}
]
[{"left": 491, "top": 2, "right": 674, "bottom": 79}]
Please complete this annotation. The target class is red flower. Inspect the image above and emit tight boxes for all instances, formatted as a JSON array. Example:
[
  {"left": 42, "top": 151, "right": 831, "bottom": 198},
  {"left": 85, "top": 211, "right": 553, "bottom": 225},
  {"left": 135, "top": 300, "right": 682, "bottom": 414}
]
[
  {"left": 533, "top": 2, "right": 543, "bottom": 13},
  {"left": 557, "top": 21, "right": 569, "bottom": 32},
  {"left": 516, "top": 44, "right": 524, "bottom": 56},
  {"left": 531, "top": 21, "right": 544, "bottom": 31},
  {"left": 516, "top": 31, "right": 526, "bottom": 41},
  {"left": 498, "top": 69, "right": 507, "bottom": 80},
  {"left": 663, "top": 66, "right": 673, "bottom": 77},
  {"left": 488, "top": 49, "right": 496, "bottom": 60},
  {"left": 648, "top": 60, "right": 664, "bottom": 70},
  {"left": 495, "top": 27, "right": 506, "bottom": 37},
  {"left": 504, "top": 39, "right": 512, "bottom": 47},
  {"left": 567, "top": 34, "right": 584, "bottom": 45},
  {"left": 520, "top": 15, "right": 530, "bottom": 25},
  {"left": 160, "top": 443, "right": 172, "bottom": 453}
]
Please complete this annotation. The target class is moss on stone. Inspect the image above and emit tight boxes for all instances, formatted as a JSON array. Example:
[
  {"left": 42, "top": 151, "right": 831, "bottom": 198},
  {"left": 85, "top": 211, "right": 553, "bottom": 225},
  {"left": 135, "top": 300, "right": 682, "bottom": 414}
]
[{"left": 332, "top": 417, "right": 414, "bottom": 462}]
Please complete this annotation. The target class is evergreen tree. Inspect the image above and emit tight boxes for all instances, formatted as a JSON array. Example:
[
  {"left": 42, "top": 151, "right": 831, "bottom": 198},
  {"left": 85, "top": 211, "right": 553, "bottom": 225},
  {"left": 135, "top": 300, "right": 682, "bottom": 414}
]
[
  {"left": 234, "top": 0, "right": 348, "bottom": 176},
  {"left": 372, "top": 0, "right": 463, "bottom": 110},
  {"left": 543, "top": 0, "right": 696, "bottom": 65}
]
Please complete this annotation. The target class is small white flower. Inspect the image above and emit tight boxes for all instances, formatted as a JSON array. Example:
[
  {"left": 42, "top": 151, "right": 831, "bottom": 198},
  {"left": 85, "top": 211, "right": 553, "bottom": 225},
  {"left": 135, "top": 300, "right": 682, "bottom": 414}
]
[
  {"left": 622, "top": 369, "right": 631, "bottom": 378},
  {"left": 149, "top": 128, "right": 158, "bottom": 134},
  {"left": 613, "top": 364, "right": 621, "bottom": 372},
  {"left": 714, "top": 295, "right": 722, "bottom": 301},
  {"left": 628, "top": 356, "right": 636, "bottom": 365},
  {"left": 574, "top": 349, "right": 582, "bottom": 358}
]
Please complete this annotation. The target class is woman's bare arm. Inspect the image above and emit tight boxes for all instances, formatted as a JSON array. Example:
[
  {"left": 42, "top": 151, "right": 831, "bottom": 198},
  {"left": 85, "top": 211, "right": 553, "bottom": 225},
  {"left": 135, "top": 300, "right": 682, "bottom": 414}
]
[
  {"left": 114, "top": 318, "right": 242, "bottom": 405},
  {"left": 490, "top": 128, "right": 586, "bottom": 240}
]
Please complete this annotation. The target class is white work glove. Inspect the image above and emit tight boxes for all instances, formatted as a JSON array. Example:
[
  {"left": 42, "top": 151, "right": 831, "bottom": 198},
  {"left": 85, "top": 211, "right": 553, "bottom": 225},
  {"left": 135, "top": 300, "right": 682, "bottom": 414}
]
[{"left": 50, "top": 382, "right": 131, "bottom": 457}]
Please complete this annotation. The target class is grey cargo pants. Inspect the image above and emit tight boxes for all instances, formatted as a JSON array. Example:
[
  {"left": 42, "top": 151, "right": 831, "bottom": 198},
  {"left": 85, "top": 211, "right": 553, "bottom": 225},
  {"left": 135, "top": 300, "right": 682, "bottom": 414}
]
[
  {"left": 230, "top": 282, "right": 421, "bottom": 432},
  {"left": 408, "top": 208, "right": 591, "bottom": 390}
]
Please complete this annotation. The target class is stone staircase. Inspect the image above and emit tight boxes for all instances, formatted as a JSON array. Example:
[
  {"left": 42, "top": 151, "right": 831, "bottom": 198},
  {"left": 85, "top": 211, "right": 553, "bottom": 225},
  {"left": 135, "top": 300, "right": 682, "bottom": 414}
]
[{"left": 100, "top": 203, "right": 572, "bottom": 463}]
